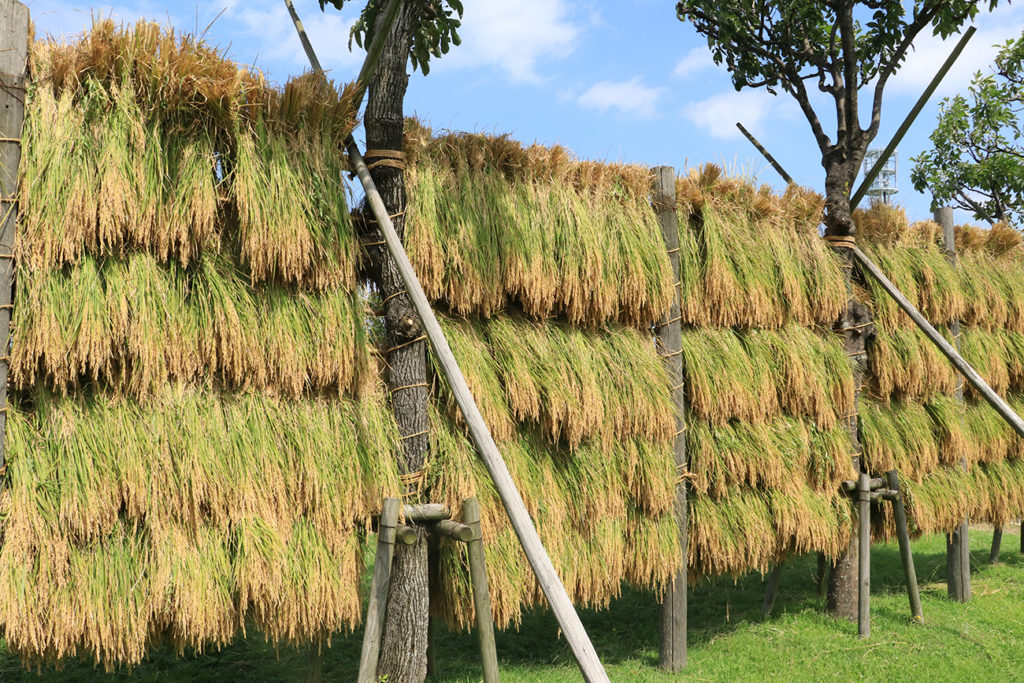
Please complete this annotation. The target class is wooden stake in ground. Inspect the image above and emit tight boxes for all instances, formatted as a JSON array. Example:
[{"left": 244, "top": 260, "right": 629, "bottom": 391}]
[
  {"left": 358, "top": 498, "right": 401, "bottom": 683},
  {"left": 886, "top": 470, "right": 923, "bottom": 621},
  {"left": 936, "top": 206, "right": 971, "bottom": 602},
  {"left": 463, "top": 497, "right": 499, "bottom": 683},
  {"left": 0, "top": 0, "right": 29, "bottom": 473},
  {"left": 653, "top": 166, "right": 688, "bottom": 672}
]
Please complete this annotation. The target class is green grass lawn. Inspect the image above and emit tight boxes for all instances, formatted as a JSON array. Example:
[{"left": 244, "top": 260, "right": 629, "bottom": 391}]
[{"left": 3, "top": 529, "right": 1023, "bottom": 681}]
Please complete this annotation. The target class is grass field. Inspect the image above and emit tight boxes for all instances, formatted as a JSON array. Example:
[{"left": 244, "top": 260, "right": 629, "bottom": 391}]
[{"left": 3, "top": 529, "right": 1023, "bottom": 681}]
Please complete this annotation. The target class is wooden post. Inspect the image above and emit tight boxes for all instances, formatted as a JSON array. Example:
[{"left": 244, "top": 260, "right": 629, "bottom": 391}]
[
  {"left": 935, "top": 206, "right": 971, "bottom": 601},
  {"left": 990, "top": 527, "right": 1003, "bottom": 564},
  {"left": 463, "top": 498, "right": 499, "bottom": 683},
  {"left": 358, "top": 497, "right": 401, "bottom": 683},
  {"left": 283, "top": 4, "right": 608, "bottom": 678},
  {"left": 858, "top": 472, "right": 870, "bottom": 639},
  {"left": 0, "top": 0, "right": 28, "bottom": 474},
  {"left": 886, "top": 470, "right": 923, "bottom": 622},
  {"left": 654, "top": 166, "right": 688, "bottom": 672},
  {"left": 850, "top": 27, "right": 976, "bottom": 209},
  {"left": 853, "top": 246, "right": 1024, "bottom": 439},
  {"left": 762, "top": 564, "right": 783, "bottom": 615}
]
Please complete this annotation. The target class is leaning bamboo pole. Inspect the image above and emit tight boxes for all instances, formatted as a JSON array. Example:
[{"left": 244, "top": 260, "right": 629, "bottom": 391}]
[
  {"left": 852, "top": 247, "right": 1024, "bottom": 438},
  {"left": 282, "top": 3, "right": 609, "bottom": 680}
]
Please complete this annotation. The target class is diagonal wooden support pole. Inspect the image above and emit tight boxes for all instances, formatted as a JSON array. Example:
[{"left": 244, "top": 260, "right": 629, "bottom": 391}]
[
  {"left": 853, "top": 247, "right": 1024, "bottom": 439},
  {"left": 282, "top": 3, "right": 609, "bottom": 680},
  {"left": 851, "top": 27, "right": 976, "bottom": 210},
  {"left": 886, "top": 470, "right": 923, "bottom": 622},
  {"left": 736, "top": 122, "right": 794, "bottom": 185}
]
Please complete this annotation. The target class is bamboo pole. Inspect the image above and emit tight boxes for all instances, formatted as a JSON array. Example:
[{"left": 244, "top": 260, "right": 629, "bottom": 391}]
[
  {"left": 358, "top": 497, "right": 401, "bottom": 683},
  {"left": 858, "top": 472, "right": 870, "bottom": 639},
  {"left": 850, "top": 27, "right": 976, "bottom": 210},
  {"left": 283, "top": 6, "right": 608, "bottom": 679},
  {"left": 935, "top": 206, "right": 971, "bottom": 602},
  {"left": 886, "top": 470, "right": 923, "bottom": 622},
  {"left": 0, "top": 0, "right": 29, "bottom": 474},
  {"left": 654, "top": 166, "right": 688, "bottom": 673},
  {"left": 852, "top": 247, "right": 1024, "bottom": 438},
  {"left": 463, "top": 497, "right": 499, "bottom": 683},
  {"left": 346, "top": 139, "right": 609, "bottom": 683},
  {"left": 736, "top": 122, "right": 794, "bottom": 185}
]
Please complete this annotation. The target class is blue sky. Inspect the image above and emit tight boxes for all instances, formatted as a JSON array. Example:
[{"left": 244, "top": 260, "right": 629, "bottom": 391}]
[{"left": 29, "top": 0, "right": 1024, "bottom": 223}]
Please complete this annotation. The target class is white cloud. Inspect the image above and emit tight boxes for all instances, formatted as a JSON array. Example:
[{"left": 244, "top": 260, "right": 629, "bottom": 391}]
[
  {"left": 683, "top": 89, "right": 795, "bottom": 140},
  {"left": 673, "top": 46, "right": 715, "bottom": 79},
  {"left": 435, "top": 0, "right": 580, "bottom": 83},
  {"left": 578, "top": 77, "right": 665, "bottom": 118},
  {"left": 889, "top": 5, "right": 1024, "bottom": 97},
  {"left": 230, "top": 3, "right": 361, "bottom": 75}
]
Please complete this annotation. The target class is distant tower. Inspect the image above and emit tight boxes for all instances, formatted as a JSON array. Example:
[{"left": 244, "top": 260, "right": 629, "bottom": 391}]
[{"left": 864, "top": 149, "right": 898, "bottom": 204}]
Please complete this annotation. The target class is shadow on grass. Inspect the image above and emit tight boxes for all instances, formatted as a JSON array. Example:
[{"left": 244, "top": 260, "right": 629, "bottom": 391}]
[{"left": 3, "top": 530, "right": 1021, "bottom": 681}]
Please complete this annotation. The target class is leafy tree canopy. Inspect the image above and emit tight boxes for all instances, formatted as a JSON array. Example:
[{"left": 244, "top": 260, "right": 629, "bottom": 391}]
[
  {"left": 676, "top": 0, "right": 996, "bottom": 235},
  {"left": 319, "top": 0, "right": 463, "bottom": 74},
  {"left": 912, "top": 33, "right": 1024, "bottom": 225}
]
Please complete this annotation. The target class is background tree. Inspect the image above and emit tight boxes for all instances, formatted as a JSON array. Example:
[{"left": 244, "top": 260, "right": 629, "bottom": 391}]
[
  {"left": 912, "top": 33, "right": 1024, "bottom": 226},
  {"left": 675, "top": 0, "right": 996, "bottom": 621},
  {"left": 318, "top": 1, "right": 462, "bottom": 680}
]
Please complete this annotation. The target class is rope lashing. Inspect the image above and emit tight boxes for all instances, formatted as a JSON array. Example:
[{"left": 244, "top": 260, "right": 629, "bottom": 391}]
[
  {"left": 364, "top": 149, "right": 406, "bottom": 172},
  {"left": 824, "top": 234, "right": 856, "bottom": 249}
]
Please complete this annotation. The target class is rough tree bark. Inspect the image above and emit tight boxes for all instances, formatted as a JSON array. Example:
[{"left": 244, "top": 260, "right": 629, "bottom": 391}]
[
  {"left": 823, "top": 156, "right": 874, "bottom": 621},
  {"left": 359, "top": 5, "right": 430, "bottom": 681}
]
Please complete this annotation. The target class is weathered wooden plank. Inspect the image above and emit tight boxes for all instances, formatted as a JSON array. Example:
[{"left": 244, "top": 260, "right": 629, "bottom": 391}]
[
  {"left": 0, "top": 0, "right": 29, "bottom": 473},
  {"left": 653, "top": 166, "right": 688, "bottom": 672}
]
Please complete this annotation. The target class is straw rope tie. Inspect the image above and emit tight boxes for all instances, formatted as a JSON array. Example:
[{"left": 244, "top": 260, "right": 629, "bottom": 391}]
[
  {"left": 665, "top": 247, "right": 680, "bottom": 255},
  {"left": 364, "top": 149, "right": 406, "bottom": 172},
  {"left": 0, "top": 305, "right": 11, "bottom": 311},
  {"left": 0, "top": 138, "right": 20, "bottom": 144},
  {"left": 400, "top": 469, "right": 427, "bottom": 492},
  {"left": 363, "top": 210, "right": 406, "bottom": 224},
  {"left": 655, "top": 314, "right": 683, "bottom": 329},
  {"left": 382, "top": 289, "right": 406, "bottom": 305},
  {"left": 391, "top": 382, "right": 428, "bottom": 395},
  {"left": 0, "top": 254, "right": 14, "bottom": 259},
  {"left": 824, "top": 234, "right": 856, "bottom": 249},
  {"left": 400, "top": 429, "right": 429, "bottom": 441},
  {"left": 652, "top": 199, "right": 678, "bottom": 212},
  {"left": 659, "top": 348, "right": 683, "bottom": 358},
  {"left": 361, "top": 240, "right": 386, "bottom": 248},
  {"left": 387, "top": 335, "right": 427, "bottom": 354},
  {"left": 834, "top": 321, "right": 873, "bottom": 333}
]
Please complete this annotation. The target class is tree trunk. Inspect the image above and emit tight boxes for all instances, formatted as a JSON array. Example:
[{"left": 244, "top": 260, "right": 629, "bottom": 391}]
[
  {"left": 822, "top": 160, "right": 873, "bottom": 621},
  {"left": 360, "top": 5, "right": 430, "bottom": 681}
]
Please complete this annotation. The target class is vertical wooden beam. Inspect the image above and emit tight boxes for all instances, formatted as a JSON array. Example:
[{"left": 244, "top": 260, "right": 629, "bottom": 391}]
[
  {"left": 936, "top": 206, "right": 971, "bottom": 602},
  {"left": 463, "top": 497, "right": 499, "bottom": 683},
  {"left": 359, "top": 497, "right": 401, "bottom": 683},
  {"left": 857, "top": 472, "right": 871, "bottom": 639},
  {"left": 0, "top": 0, "right": 29, "bottom": 474},
  {"left": 654, "top": 166, "right": 688, "bottom": 672},
  {"left": 886, "top": 470, "right": 923, "bottom": 622}
]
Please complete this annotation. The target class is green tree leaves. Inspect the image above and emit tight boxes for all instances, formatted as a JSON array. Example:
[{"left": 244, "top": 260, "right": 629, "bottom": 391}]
[
  {"left": 319, "top": 0, "right": 462, "bottom": 74},
  {"left": 912, "top": 34, "right": 1024, "bottom": 226}
]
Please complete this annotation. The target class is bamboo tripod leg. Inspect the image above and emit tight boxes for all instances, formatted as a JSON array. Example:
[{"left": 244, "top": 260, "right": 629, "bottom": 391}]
[
  {"left": 886, "top": 471, "right": 923, "bottom": 622},
  {"left": 858, "top": 472, "right": 870, "bottom": 639},
  {"left": 358, "top": 498, "right": 401, "bottom": 683},
  {"left": 463, "top": 497, "right": 499, "bottom": 683}
]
